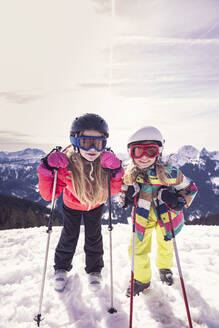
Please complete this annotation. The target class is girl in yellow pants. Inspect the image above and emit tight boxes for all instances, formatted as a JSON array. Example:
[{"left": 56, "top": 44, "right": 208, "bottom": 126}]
[{"left": 122, "top": 126, "right": 198, "bottom": 296}]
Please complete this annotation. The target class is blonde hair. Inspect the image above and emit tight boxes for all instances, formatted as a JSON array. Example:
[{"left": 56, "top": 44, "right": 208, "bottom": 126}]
[
  {"left": 123, "top": 159, "right": 170, "bottom": 186},
  {"left": 65, "top": 146, "right": 108, "bottom": 206}
]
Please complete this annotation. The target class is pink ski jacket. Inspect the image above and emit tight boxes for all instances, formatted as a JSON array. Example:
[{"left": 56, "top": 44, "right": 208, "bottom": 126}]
[{"left": 38, "top": 167, "right": 122, "bottom": 211}]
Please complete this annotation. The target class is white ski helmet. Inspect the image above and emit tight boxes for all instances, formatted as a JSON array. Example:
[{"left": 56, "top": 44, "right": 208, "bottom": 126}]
[{"left": 127, "top": 126, "right": 165, "bottom": 153}]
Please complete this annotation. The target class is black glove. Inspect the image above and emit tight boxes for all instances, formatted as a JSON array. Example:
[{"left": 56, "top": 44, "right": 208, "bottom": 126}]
[
  {"left": 123, "top": 185, "right": 139, "bottom": 208},
  {"left": 159, "top": 187, "right": 186, "bottom": 211}
]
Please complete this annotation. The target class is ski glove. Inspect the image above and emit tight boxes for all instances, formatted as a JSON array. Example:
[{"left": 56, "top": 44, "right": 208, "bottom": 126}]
[
  {"left": 46, "top": 152, "right": 68, "bottom": 168},
  {"left": 158, "top": 187, "right": 187, "bottom": 211},
  {"left": 37, "top": 152, "right": 68, "bottom": 177},
  {"left": 123, "top": 184, "right": 140, "bottom": 208},
  {"left": 101, "top": 151, "right": 124, "bottom": 179}
]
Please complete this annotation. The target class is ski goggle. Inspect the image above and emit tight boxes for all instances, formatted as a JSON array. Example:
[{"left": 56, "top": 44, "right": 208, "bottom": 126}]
[
  {"left": 70, "top": 136, "right": 107, "bottom": 152},
  {"left": 130, "top": 144, "right": 159, "bottom": 159}
]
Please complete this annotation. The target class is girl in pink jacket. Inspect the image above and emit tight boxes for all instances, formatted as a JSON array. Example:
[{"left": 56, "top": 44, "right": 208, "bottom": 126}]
[{"left": 37, "top": 113, "right": 124, "bottom": 292}]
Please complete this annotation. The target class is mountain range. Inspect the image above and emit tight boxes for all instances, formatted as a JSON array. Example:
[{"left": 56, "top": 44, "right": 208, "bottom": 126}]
[{"left": 0, "top": 146, "right": 218, "bottom": 227}]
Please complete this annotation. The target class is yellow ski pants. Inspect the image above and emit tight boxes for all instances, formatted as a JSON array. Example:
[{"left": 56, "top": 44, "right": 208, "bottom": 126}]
[{"left": 128, "top": 208, "right": 174, "bottom": 284}]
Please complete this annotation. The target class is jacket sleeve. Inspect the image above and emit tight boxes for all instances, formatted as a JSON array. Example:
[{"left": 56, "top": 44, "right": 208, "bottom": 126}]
[
  {"left": 110, "top": 176, "right": 123, "bottom": 197},
  {"left": 174, "top": 169, "right": 198, "bottom": 208},
  {"left": 38, "top": 172, "right": 66, "bottom": 201}
]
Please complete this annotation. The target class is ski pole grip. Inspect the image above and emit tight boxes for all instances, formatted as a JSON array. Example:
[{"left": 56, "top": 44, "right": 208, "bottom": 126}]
[{"left": 55, "top": 146, "right": 62, "bottom": 152}]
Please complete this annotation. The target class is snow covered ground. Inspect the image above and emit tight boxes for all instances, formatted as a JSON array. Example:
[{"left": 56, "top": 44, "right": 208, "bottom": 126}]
[{"left": 1, "top": 223, "right": 219, "bottom": 328}]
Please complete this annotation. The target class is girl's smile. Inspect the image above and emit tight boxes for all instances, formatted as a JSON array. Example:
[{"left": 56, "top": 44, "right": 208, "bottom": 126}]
[{"left": 134, "top": 155, "right": 156, "bottom": 169}]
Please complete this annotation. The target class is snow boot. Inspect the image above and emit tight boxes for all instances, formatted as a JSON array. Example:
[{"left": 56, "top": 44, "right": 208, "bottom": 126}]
[
  {"left": 88, "top": 272, "right": 102, "bottom": 291},
  {"left": 126, "top": 279, "right": 150, "bottom": 297},
  {"left": 54, "top": 269, "right": 68, "bottom": 292},
  {"left": 159, "top": 269, "right": 173, "bottom": 286}
]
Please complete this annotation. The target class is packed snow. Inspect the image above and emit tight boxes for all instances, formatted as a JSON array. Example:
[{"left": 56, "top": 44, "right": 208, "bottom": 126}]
[{"left": 1, "top": 223, "right": 219, "bottom": 328}]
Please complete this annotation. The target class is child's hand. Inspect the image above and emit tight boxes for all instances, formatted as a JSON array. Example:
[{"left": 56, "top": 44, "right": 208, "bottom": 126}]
[
  {"left": 37, "top": 152, "right": 68, "bottom": 177},
  {"left": 101, "top": 151, "right": 121, "bottom": 169},
  {"left": 47, "top": 152, "right": 68, "bottom": 168},
  {"left": 158, "top": 187, "right": 186, "bottom": 211},
  {"left": 101, "top": 151, "right": 124, "bottom": 179},
  {"left": 123, "top": 185, "right": 140, "bottom": 208}
]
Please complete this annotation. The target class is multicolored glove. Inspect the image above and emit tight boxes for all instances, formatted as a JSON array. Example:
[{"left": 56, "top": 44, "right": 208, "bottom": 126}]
[
  {"left": 37, "top": 152, "right": 68, "bottom": 177},
  {"left": 158, "top": 187, "right": 186, "bottom": 211},
  {"left": 101, "top": 151, "right": 124, "bottom": 179}
]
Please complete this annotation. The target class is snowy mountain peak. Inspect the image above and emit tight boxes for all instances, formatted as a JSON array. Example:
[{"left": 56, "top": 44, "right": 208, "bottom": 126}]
[
  {"left": 200, "top": 148, "right": 219, "bottom": 161},
  {"left": 168, "top": 145, "right": 200, "bottom": 167},
  {"left": 178, "top": 145, "right": 200, "bottom": 157},
  {"left": 9, "top": 148, "right": 45, "bottom": 158}
]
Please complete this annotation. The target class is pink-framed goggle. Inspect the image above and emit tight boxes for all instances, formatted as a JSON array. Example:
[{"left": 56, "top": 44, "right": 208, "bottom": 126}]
[{"left": 130, "top": 144, "right": 159, "bottom": 159}]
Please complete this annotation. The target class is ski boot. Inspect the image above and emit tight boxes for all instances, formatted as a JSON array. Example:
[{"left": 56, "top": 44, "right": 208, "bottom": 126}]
[
  {"left": 54, "top": 269, "right": 68, "bottom": 292},
  {"left": 88, "top": 272, "right": 102, "bottom": 291},
  {"left": 126, "top": 279, "right": 150, "bottom": 297},
  {"left": 159, "top": 269, "right": 173, "bottom": 286}
]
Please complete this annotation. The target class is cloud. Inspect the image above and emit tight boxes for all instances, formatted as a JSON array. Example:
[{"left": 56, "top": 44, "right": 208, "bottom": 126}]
[
  {"left": 0, "top": 130, "right": 31, "bottom": 138},
  {"left": 0, "top": 92, "right": 47, "bottom": 104},
  {"left": 0, "top": 88, "right": 82, "bottom": 104},
  {"left": 92, "top": 0, "right": 219, "bottom": 39},
  {"left": 0, "top": 131, "right": 34, "bottom": 151},
  {"left": 106, "top": 35, "right": 219, "bottom": 99},
  {"left": 78, "top": 82, "right": 109, "bottom": 89},
  {"left": 91, "top": 0, "right": 110, "bottom": 14},
  {"left": 0, "top": 1, "right": 109, "bottom": 91},
  {"left": 0, "top": 0, "right": 218, "bottom": 155},
  {"left": 0, "top": 139, "right": 52, "bottom": 153},
  {"left": 0, "top": 130, "right": 59, "bottom": 153}
]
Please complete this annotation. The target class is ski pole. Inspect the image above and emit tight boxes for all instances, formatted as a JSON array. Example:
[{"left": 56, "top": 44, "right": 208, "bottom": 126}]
[
  {"left": 167, "top": 208, "right": 193, "bottom": 328},
  {"left": 34, "top": 147, "right": 61, "bottom": 327},
  {"left": 107, "top": 169, "right": 117, "bottom": 314},
  {"left": 129, "top": 196, "right": 137, "bottom": 328}
]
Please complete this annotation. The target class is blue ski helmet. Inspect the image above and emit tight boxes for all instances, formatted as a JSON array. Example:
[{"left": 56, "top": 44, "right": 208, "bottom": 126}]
[{"left": 70, "top": 113, "right": 109, "bottom": 138}]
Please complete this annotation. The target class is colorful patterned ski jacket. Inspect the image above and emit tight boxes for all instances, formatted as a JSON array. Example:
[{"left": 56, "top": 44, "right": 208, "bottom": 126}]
[
  {"left": 38, "top": 167, "right": 122, "bottom": 212},
  {"left": 122, "top": 165, "right": 198, "bottom": 241}
]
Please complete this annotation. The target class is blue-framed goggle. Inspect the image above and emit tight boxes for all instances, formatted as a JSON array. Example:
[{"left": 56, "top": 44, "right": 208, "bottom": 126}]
[{"left": 70, "top": 135, "right": 107, "bottom": 152}]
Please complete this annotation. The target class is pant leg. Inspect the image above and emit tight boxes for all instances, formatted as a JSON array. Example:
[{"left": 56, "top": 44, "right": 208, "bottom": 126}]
[
  {"left": 54, "top": 205, "right": 82, "bottom": 272},
  {"left": 155, "top": 223, "right": 174, "bottom": 270},
  {"left": 83, "top": 204, "right": 104, "bottom": 274},
  {"left": 128, "top": 219, "right": 156, "bottom": 284}
]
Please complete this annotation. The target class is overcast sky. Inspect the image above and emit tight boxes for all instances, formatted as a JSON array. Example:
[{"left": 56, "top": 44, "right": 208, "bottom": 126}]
[{"left": 0, "top": 0, "right": 219, "bottom": 155}]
